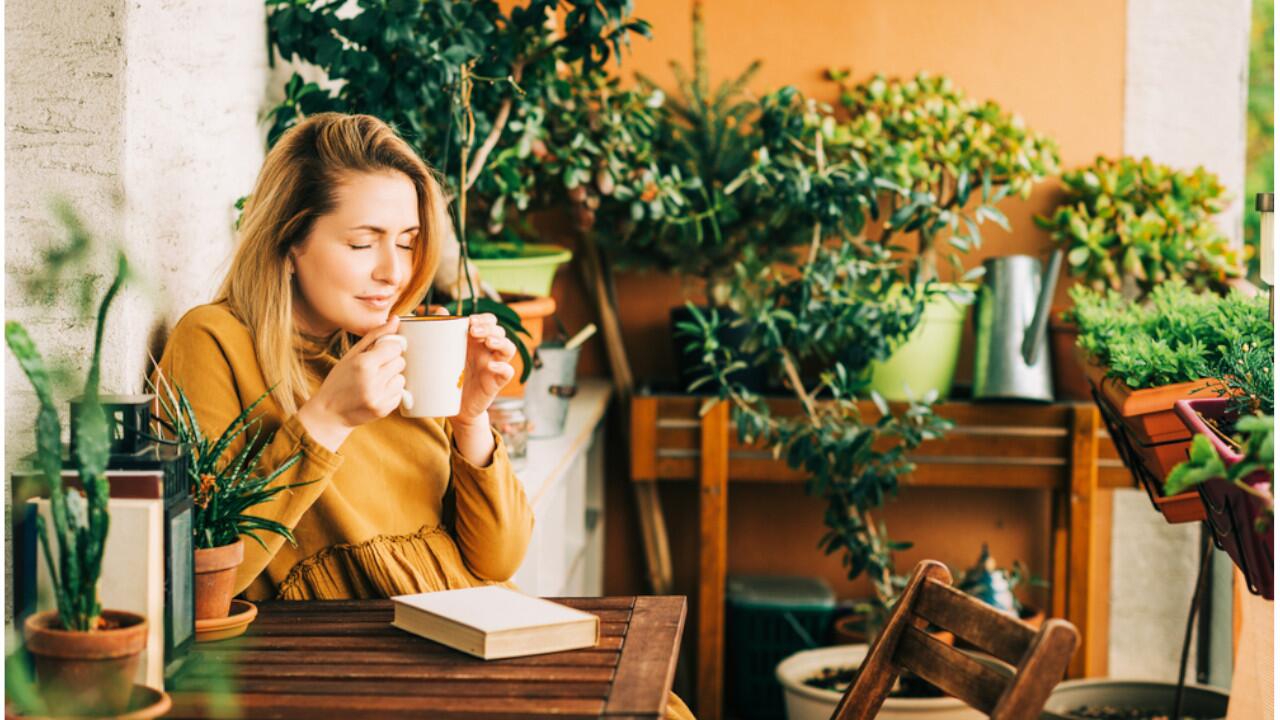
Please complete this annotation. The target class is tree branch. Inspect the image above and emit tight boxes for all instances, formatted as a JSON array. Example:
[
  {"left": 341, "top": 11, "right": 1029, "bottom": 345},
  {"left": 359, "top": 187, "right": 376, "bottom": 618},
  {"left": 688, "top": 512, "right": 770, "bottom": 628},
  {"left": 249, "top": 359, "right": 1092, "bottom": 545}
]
[{"left": 462, "top": 62, "right": 525, "bottom": 193}]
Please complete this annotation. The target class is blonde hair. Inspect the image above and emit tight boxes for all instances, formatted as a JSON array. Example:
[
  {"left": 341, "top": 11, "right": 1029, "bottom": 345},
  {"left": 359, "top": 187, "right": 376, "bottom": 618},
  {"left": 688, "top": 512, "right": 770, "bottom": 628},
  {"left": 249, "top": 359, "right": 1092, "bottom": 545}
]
[{"left": 216, "top": 113, "right": 450, "bottom": 416}]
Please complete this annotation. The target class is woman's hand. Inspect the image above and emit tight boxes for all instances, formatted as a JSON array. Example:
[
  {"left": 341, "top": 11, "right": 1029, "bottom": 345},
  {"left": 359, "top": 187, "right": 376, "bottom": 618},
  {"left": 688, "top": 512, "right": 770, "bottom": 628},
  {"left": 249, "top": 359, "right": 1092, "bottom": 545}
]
[
  {"left": 453, "top": 312, "right": 517, "bottom": 425},
  {"left": 297, "top": 316, "right": 407, "bottom": 451}
]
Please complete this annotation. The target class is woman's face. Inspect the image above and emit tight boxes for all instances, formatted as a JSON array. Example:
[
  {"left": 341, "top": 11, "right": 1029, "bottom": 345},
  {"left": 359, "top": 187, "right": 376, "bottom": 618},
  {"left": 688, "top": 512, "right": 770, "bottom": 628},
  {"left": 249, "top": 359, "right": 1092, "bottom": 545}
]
[{"left": 290, "top": 171, "right": 420, "bottom": 337}]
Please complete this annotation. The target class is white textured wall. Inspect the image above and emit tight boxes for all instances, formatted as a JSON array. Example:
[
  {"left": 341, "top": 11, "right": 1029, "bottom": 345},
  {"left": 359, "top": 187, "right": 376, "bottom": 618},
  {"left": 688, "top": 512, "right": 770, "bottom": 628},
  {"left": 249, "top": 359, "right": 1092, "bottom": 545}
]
[
  {"left": 4, "top": 0, "right": 269, "bottom": 619},
  {"left": 1109, "top": 0, "right": 1251, "bottom": 683}
]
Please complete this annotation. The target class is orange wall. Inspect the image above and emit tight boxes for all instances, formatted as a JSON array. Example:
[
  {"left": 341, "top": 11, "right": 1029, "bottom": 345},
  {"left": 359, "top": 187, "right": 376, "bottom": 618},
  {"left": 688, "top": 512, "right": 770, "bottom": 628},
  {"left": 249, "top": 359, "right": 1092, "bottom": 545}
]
[{"left": 545, "top": 1, "right": 1127, "bottom": 606}]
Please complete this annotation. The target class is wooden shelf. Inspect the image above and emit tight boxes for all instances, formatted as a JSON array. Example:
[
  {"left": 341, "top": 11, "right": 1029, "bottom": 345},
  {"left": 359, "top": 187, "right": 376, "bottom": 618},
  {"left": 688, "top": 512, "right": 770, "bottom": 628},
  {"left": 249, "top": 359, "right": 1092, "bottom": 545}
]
[{"left": 629, "top": 392, "right": 1128, "bottom": 720}]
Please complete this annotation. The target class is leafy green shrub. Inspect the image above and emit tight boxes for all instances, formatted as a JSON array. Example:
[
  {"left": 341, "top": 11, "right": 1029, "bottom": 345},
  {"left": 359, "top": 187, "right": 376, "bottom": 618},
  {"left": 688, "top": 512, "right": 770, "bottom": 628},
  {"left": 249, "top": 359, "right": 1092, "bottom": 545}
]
[
  {"left": 265, "top": 0, "right": 652, "bottom": 253},
  {"left": 678, "top": 86, "right": 953, "bottom": 626},
  {"left": 1070, "top": 279, "right": 1271, "bottom": 390},
  {"left": 1036, "top": 156, "right": 1244, "bottom": 296}
]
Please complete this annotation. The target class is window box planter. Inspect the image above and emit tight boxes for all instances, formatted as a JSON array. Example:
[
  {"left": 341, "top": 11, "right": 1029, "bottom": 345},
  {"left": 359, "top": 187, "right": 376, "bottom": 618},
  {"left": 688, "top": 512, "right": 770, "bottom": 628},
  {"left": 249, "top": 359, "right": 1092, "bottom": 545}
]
[
  {"left": 1174, "top": 398, "right": 1274, "bottom": 599},
  {"left": 1078, "top": 347, "right": 1216, "bottom": 523}
]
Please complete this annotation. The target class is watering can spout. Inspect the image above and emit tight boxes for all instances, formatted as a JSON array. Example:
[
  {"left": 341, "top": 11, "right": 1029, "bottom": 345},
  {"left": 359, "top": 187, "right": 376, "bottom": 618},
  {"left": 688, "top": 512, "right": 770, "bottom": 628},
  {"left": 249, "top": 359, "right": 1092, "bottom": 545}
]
[{"left": 1020, "top": 249, "right": 1064, "bottom": 366}]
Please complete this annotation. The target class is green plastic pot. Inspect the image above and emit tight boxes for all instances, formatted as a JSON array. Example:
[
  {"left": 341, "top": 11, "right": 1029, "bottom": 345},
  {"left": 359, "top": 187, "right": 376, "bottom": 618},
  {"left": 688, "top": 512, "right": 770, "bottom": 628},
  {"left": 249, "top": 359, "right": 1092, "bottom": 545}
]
[
  {"left": 867, "top": 284, "right": 975, "bottom": 402},
  {"left": 470, "top": 243, "right": 573, "bottom": 297}
]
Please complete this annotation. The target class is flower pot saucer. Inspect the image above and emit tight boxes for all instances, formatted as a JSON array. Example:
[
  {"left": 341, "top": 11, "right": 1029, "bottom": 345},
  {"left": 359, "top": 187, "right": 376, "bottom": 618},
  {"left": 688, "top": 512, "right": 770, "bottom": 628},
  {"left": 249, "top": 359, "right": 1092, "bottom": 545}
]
[
  {"left": 6, "top": 684, "right": 171, "bottom": 720},
  {"left": 195, "top": 599, "right": 257, "bottom": 643}
]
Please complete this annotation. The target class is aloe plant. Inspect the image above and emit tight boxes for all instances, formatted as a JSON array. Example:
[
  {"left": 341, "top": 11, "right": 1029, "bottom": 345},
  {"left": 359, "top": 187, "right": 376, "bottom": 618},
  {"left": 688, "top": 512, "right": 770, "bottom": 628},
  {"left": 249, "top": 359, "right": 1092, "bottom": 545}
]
[{"left": 6, "top": 250, "right": 128, "bottom": 632}]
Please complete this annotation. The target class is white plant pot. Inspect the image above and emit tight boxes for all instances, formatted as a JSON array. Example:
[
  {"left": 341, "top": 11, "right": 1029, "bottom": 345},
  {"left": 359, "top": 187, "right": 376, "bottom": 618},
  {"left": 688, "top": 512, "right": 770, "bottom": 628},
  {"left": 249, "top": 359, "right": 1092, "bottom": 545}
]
[{"left": 776, "top": 645, "right": 985, "bottom": 720}]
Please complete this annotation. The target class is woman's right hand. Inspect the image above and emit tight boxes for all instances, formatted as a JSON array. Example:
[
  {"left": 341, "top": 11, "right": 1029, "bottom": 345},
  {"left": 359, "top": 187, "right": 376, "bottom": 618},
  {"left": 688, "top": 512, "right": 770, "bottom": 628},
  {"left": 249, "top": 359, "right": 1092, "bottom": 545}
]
[{"left": 297, "top": 316, "right": 407, "bottom": 452}]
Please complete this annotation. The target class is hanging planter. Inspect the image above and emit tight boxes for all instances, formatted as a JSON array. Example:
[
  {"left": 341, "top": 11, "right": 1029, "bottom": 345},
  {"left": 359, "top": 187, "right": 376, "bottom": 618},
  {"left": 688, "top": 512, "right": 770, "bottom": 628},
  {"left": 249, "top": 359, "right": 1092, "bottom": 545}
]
[
  {"left": 1173, "top": 398, "right": 1274, "bottom": 599},
  {"left": 1079, "top": 347, "right": 1213, "bottom": 524}
]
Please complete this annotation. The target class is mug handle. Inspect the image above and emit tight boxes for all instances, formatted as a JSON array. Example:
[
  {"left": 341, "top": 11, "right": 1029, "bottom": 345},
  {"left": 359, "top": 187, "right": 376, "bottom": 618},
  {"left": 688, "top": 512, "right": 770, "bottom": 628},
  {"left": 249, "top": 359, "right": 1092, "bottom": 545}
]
[{"left": 373, "top": 334, "right": 414, "bottom": 411}]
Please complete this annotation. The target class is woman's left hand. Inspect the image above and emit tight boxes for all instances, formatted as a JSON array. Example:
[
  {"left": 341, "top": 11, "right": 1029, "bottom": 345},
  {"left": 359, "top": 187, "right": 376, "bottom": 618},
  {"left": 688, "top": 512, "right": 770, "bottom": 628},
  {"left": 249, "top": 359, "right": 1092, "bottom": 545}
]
[{"left": 453, "top": 312, "right": 517, "bottom": 425}]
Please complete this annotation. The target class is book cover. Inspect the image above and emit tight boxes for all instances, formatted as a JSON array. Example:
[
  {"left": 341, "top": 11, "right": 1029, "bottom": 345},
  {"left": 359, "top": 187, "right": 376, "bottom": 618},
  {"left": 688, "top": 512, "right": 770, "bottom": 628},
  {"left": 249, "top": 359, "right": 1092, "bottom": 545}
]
[{"left": 390, "top": 585, "right": 600, "bottom": 660}]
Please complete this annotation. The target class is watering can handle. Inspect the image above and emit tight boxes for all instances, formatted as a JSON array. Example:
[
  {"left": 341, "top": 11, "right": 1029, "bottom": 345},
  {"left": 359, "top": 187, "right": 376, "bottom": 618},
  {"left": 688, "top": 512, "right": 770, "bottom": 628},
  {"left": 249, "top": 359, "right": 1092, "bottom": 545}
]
[{"left": 1021, "top": 248, "right": 1065, "bottom": 366}]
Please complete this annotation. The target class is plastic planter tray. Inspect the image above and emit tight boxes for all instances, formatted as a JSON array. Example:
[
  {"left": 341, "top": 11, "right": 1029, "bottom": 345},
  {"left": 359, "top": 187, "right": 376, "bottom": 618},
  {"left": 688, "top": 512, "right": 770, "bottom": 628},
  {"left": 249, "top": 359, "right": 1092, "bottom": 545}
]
[{"left": 1174, "top": 398, "right": 1273, "bottom": 599}]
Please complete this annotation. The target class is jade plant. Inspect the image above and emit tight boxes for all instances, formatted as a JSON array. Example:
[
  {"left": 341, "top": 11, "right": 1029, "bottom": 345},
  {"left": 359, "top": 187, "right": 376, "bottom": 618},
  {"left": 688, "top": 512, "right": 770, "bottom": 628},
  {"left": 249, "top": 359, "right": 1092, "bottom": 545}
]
[
  {"left": 680, "top": 86, "right": 953, "bottom": 630},
  {"left": 830, "top": 70, "right": 1060, "bottom": 282},
  {"left": 148, "top": 374, "right": 306, "bottom": 551},
  {"left": 1070, "top": 279, "right": 1271, "bottom": 390},
  {"left": 1036, "top": 156, "right": 1244, "bottom": 297},
  {"left": 6, "top": 227, "right": 129, "bottom": 632}
]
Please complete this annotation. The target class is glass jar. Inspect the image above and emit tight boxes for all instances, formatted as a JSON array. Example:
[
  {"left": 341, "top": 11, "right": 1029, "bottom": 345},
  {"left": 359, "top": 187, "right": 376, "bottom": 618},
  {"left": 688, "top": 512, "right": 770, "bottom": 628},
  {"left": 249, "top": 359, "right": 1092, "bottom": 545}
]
[{"left": 487, "top": 397, "right": 528, "bottom": 470}]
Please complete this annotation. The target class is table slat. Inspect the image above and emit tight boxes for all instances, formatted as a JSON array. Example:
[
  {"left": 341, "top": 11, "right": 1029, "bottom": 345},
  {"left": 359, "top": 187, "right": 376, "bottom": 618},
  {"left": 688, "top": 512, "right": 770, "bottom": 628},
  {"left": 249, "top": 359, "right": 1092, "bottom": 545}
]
[{"left": 604, "top": 596, "right": 687, "bottom": 717}]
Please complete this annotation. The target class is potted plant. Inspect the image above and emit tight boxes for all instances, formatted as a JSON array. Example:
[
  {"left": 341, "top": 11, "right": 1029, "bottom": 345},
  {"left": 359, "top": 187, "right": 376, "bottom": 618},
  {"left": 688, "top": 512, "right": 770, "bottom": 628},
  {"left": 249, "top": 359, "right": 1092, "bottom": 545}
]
[
  {"left": 1039, "top": 679, "right": 1229, "bottom": 720},
  {"left": 681, "top": 83, "right": 1000, "bottom": 719},
  {"left": 148, "top": 377, "right": 307, "bottom": 623},
  {"left": 1035, "top": 156, "right": 1245, "bottom": 400},
  {"left": 955, "top": 545, "right": 1047, "bottom": 630},
  {"left": 7, "top": 244, "right": 150, "bottom": 716},
  {"left": 829, "top": 70, "right": 1060, "bottom": 401},
  {"left": 1071, "top": 279, "right": 1270, "bottom": 523},
  {"left": 832, "top": 546, "right": 1046, "bottom": 647}
]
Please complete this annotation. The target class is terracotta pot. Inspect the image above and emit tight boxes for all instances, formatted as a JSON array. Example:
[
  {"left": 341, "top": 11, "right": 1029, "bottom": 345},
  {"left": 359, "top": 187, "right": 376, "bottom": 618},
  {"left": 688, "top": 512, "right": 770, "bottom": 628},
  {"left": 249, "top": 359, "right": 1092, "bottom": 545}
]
[
  {"left": 832, "top": 614, "right": 868, "bottom": 645},
  {"left": 195, "top": 538, "right": 245, "bottom": 620},
  {"left": 1048, "top": 311, "right": 1092, "bottom": 402},
  {"left": 500, "top": 294, "right": 556, "bottom": 398},
  {"left": 1019, "top": 606, "right": 1046, "bottom": 630},
  {"left": 833, "top": 613, "right": 954, "bottom": 647},
  {"left": 23, "top": 609, "right": 148, "bottom": 716}
]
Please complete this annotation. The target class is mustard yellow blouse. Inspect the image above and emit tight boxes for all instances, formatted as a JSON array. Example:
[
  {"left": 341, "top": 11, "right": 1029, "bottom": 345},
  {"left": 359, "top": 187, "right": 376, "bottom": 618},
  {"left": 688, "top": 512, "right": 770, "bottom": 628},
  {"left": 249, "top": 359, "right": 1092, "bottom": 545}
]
[{"left": 153, "top": 302, "right": 534, "bottom": 602}]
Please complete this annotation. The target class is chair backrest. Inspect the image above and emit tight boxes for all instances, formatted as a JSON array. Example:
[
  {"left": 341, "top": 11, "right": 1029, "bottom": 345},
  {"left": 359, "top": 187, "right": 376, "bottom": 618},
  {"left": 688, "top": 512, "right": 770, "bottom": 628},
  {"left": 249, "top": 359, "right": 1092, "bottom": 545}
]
[{"left": 831, "top": 560, "right": 1079, "bottom": 720}]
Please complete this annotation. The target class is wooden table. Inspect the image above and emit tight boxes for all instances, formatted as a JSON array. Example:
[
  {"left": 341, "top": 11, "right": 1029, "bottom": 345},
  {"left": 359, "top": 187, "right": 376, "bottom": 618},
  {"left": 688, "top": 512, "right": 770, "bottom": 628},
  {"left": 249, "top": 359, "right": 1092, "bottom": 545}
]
[
  {"left": 630, "top": 393, "right": 1132, "bottom": 720},
  {"left": 166, "top": 596, "right": 687, "bottom": 719}
]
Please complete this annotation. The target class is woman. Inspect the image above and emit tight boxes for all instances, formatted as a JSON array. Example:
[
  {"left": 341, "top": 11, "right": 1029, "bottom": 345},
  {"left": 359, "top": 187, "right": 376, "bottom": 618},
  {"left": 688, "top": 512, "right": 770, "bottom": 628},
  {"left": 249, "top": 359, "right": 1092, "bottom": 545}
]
[
  {"left": 156, "top": 113, "right": 695, "bottom": 720},
  {"left": 154, "top": 112, "right": 531, "bottom": 601}
]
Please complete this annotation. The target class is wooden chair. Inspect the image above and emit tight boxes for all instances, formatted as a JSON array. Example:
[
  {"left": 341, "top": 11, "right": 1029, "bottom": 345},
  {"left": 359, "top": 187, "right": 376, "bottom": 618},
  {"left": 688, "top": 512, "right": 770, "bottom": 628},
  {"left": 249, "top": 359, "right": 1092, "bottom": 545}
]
[{"left": 832, "top": 560, "right": 1080, "bottom": 720}]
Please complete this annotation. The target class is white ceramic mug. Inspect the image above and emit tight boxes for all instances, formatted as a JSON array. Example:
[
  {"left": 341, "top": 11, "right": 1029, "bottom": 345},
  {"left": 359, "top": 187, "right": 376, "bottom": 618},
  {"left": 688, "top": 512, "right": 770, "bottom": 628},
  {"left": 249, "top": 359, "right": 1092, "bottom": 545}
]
[{"left": 376, "top": 315, "right": 469, "bottom": 418}]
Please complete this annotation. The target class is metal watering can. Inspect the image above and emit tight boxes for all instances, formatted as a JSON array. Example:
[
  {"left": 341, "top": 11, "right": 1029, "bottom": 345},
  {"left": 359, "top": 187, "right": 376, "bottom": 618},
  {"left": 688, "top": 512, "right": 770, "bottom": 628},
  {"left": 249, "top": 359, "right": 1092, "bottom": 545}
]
[{"left": 972, "top": 250, "right": 1064, "bottom": 402}]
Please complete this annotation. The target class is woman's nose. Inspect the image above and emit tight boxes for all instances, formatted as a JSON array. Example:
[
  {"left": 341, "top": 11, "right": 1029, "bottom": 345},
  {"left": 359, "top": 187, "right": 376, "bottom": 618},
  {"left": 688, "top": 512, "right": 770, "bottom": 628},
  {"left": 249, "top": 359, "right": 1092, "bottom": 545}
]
[{"left": 373, "top": 242, "right": 405, "bottom": 286}]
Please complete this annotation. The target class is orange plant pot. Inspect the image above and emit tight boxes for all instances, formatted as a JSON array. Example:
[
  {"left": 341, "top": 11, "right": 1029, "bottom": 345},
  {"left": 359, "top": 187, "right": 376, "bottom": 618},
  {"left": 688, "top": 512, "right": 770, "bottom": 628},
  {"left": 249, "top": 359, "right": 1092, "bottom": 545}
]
[
  {"left": 194, "top": 539, "right": 245, "bottom": 620},
  {"left": 500, "top": 294, "right": 556, "bottom": 398},
  {"left": 23, "top": 609, "right": 148, "bottom": 716},
  {"left": 1049, "top": 310, "right": 1092, "bottom": 402}
]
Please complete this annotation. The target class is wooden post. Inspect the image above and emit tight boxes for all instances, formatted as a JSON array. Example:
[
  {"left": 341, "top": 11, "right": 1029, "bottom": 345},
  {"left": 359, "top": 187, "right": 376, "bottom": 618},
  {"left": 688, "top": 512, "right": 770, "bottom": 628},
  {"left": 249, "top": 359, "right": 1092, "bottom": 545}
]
[
  {"left": 579, "top": 232, "right": 675, "bottom": 596},
  {"left": 1066, "top": 404, "right": 1105, "bottom": 677},
  {"left": 697, "top": 400, "right": 730, "bottom": 720}
]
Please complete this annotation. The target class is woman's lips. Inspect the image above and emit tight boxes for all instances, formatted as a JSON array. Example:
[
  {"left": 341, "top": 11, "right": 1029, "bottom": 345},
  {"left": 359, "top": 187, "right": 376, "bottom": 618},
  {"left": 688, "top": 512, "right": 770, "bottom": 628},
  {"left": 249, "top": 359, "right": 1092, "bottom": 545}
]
[{"left": 357, "top": 296, "right": 391, "bottom": 309}]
